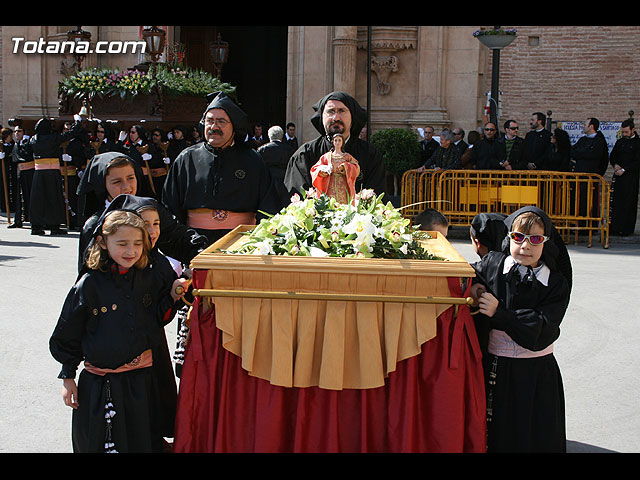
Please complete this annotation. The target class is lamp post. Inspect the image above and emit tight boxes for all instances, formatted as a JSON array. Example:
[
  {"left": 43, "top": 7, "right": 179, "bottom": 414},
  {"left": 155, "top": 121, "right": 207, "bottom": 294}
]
[
  {"left": 142, "top": 26, "right": 167, "bottom": 64},
  {"left": 475, "top": 26, "right": 516, "bottom": 126},
  {"left": 66, "top": 26, "right": 91, "bottom": 71},
  {"left": 210, "top": 33, "right": 229, "bottom": 79}
]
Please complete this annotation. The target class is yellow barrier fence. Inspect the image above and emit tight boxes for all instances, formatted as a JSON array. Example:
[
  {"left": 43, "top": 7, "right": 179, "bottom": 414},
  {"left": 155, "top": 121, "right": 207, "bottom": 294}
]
[{"left": 401, "top": 169, "right": 610, "bottom": 248}]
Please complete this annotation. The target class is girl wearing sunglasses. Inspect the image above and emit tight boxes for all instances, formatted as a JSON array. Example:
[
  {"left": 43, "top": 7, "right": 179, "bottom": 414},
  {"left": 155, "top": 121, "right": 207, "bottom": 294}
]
[{"left": 469, "top": 206, "right": 570, "bottom": 453}]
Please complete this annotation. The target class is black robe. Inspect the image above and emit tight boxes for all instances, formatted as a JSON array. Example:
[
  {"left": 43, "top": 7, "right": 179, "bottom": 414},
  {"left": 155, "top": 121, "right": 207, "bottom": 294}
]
[
  {"left": 468, "top": 137, "right": 503, "bottom": 170},
  {"left": 473, "top": 251, "right": 569, "bottom": 453},
  {"left": 472, "top": 250, "right": 569, "bottom": 453},
  {"left": 50, "top": 259, "right": 178, "bottom": 452},
  {"left": 29, "top": 118, "right": 82, "bottom": 228},
  {"left": 10, "top": 138, "right": 34, "bottom": 224},
  {"left": 571, "top": 131, "right": 609, "bottom": 174},
  {"left": 258, "top": 139, "right": 293, "bottom": 210},
  {"left": 523, "top": 128, "right": 552, "bottom": 169},
  {"left": 162, "top": 141, "right": 281, "bottom": 245},
  {"left": 609, "top": 134, "right": 640, "bottom": 235}
]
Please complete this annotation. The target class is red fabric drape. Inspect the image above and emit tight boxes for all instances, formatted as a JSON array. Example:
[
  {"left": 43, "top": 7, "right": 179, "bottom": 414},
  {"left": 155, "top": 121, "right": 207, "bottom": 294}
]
[{"left": 173, "top": 272, "right": 486, "bottom": 453}]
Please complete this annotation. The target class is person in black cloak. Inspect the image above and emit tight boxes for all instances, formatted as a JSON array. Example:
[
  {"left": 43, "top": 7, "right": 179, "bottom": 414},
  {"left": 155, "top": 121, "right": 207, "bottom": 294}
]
[
  {"left": 284, "top": 91, "right": 387, "bottom": 198},
  {"left": 469, "top": 206, "right": 570, "bottom": 453},
  {"left": 162, "top": 91, "right": 281, "bottom": 245},
  {"left": 28, "top": 116, "right": 83, "bottom": 235},
  {"left": 76, "top": 151, "right": 207, "bottom": 274},
  {"left": 49, "top": 204, "right": 187, "bottom": 453}
]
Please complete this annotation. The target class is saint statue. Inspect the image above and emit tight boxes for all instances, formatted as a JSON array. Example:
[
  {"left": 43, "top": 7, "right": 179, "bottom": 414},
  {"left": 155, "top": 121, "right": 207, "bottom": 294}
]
[{"left": 310, "top": 133, "right": 360, "bottom": 204}]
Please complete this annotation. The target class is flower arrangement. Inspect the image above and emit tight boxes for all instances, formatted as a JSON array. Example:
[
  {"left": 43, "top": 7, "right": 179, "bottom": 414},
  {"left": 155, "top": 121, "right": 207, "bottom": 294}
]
[
  {"left": 473, "top": 27, "right": 517, "bottom": 37},
  {"left": 59, "top": 65, "right": 236, "bottom": 100},
  {"left": 166, "top": 42, "right": 187, "bottom": 69},
  {"left": 224, "top": 188, "right": 443, "bottom": 260}
]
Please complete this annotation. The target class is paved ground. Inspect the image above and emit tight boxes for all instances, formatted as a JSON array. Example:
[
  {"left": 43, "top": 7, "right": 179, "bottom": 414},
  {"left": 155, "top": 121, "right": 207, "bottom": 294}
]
[{"left": 1, "top": 214, "right": 638, "bottom": 453}]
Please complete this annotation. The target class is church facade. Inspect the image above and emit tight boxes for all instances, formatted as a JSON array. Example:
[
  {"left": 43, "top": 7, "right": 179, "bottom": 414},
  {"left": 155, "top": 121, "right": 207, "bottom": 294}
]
[{"left": 1, "top": 25, "right": 639, "bottom": 143}]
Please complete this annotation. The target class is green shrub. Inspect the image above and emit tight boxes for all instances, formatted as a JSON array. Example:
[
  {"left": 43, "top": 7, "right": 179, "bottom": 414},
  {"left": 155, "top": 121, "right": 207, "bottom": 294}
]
[{"left": 370, "top": 128, "right": 422, "bottom": 176}]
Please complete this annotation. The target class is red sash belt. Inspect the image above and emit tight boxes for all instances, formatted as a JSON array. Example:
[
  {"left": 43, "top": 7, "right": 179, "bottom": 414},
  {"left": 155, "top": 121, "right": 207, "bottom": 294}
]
[
  {"left": 84, "top": 349, "right": 153, "bottom": 376},
  {"left": 34, "top": 158, "right": 60, "bottom": 171},
  {"left": 188, "top": 208, "right": 256, "bottom": 231},
  {"left": 18, "top": 161, "right": 35, "bottom": 171}
]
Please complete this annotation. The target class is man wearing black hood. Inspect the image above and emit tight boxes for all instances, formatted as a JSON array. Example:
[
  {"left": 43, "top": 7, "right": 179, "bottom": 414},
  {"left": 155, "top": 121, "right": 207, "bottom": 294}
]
[
  {"left": 29, "top": 115, "right": 83, "bottom": 235},
  {"left": 284, "top": 91, "right": 387, "bottom": 198},
  {"left": 162, "top": 92, "right": 280, "bottom": 245}
]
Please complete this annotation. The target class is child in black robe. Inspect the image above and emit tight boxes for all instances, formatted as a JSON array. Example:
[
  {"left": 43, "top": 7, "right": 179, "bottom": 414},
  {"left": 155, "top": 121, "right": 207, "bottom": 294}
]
[
  {"left": 469, "top": 206, "right": 570, "bottom": 453},
  {"left": 50, "top": 207, "right": 188, "bottom": 453}
]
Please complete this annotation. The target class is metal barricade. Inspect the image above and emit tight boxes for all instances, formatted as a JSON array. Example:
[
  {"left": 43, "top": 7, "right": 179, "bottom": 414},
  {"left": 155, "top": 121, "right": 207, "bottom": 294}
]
[{"left": 401, "top": 169, "right": 610, "bottom": 248}]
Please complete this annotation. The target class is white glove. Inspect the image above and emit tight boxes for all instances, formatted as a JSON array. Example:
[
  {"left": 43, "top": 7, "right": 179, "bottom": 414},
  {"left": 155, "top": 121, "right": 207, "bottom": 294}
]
[
  {"left": 0, "top": 152, "right": 4, "bottom": 159},
  {"left": 142, "top": 153, "right": 152, "bottom": 161},
  {"left": 73, "top": 114, "right": 82, "bottom": 122},
  {"left": 167, "top": 132, "right": 173, "bottom": 140},
  {"left": 62, "top": 154, "right": 72, "bottom": 162},
  {"left": 163, "top": 157, "right": 171, "bottom": 165},
  {"left": 23, "top": 135, "right": 30, "bottom": 141},
  {"left": 118, "top": 131, "right": 127, "bottom": 142}
]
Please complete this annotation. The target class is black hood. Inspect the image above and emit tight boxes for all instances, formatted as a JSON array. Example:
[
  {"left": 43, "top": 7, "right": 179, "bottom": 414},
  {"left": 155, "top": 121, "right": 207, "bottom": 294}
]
[
  {"left": 501, "top": 206, "right": 560, "bottom": 270},
  {"left": 200, "top": 91, "right": 249, "bottom": 143},
  {"left": 76, "top": 151, "right": 145, "bottom": 196},
  {"left": 90, "top": 194, "right": 157, "bottom": 239},
  {"left": 309, "top": 91, "right": 368, "bottom": 139},
  {"left": 470, "top": 212, "right": 508, "bottom": 253},
  {"left": 34, "top": 117, "right": 53, "bottom": 135}
]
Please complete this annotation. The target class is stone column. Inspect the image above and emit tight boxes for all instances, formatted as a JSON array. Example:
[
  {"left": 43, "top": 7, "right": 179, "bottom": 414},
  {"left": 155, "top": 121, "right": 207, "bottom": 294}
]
[{"left": 332, "top": 26, "right": 358, "bottom": 95}]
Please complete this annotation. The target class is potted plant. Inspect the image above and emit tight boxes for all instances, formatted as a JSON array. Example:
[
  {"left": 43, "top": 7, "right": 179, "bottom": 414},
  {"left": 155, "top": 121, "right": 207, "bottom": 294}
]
[{"left": 473, "top": 27, "right": 517, "bottom": 49}]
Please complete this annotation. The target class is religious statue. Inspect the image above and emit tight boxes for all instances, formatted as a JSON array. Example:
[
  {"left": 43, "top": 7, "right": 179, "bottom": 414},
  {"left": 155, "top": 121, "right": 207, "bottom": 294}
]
[{"left": 310, "top": 133, "right": 360, "bottom": 204}]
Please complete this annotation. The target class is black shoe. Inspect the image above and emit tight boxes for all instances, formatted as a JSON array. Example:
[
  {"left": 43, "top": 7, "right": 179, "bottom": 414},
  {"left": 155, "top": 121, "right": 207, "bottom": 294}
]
[
  {"left": 50, "top": 228, "right": 68, "bottom": 235},
  {"left": 8, "top": 223, "right": 23, "bottom": 229},
  {"left": 31, "top": 229, "right": 45, "bottom": 235}
]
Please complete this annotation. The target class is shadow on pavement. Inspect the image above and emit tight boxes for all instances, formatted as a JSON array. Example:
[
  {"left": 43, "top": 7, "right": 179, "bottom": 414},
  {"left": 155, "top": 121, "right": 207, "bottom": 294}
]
[{"left": 566, "top": 440, "right": 618, "bottom": 453}]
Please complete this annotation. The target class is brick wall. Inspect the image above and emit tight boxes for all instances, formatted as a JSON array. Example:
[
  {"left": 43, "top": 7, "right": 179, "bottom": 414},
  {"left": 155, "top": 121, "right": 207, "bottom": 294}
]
[{"left": 483, "top": 26, "right": 640, "bottom": 128}]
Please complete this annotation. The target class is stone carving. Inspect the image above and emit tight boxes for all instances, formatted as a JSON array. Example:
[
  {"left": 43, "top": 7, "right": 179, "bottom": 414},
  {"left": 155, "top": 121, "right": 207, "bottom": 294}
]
[{"left": 371, "top": 55, "right": 398, "bottom": 95}]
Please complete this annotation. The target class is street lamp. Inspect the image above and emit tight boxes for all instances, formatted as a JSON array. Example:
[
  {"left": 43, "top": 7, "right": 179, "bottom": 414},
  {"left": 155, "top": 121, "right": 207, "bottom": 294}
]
[
  {"left": 66, "top": 26, "right": 91, "bottom": 71},
  {"left": 475, "top": 26, "right": 517, "bottom": 126},
  {"left": 142, "top": 26, "right": 166, "bottom": 64},
  {"left": 210, "top": 33, "right": 229, "bottom": 79}
]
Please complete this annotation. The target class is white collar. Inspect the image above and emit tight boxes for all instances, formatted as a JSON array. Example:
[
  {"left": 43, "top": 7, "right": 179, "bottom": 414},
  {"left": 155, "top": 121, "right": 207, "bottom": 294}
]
[{"left": 503, "top": 255, "right": 550, "bottom": 287}]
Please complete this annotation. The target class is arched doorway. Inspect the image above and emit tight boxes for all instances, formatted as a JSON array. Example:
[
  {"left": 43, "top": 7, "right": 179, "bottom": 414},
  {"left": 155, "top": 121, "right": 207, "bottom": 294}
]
[{"left": 179, "top": 26, "right": 288, "bottom": 133}]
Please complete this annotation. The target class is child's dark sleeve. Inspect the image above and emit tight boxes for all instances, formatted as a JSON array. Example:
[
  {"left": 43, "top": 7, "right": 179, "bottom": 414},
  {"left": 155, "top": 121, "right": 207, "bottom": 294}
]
[
  {"left": 152, "top": 253, "right": 180, "bottom": 326},
  {"left": 49, "top": 280, "right": 89, "bottom": 379},
  {"left": 489, "top": 273, "right": 570, "bottom": 351}
]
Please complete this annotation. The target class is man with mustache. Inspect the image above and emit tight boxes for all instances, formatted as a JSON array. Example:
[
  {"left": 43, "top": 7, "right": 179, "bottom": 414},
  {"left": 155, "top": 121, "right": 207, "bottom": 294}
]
[
  {"left": 284, "top": 91, "right": 387, "bottom": 198},
  {"left": 162, "top": 92, "right": 280, "bottom": 245}
]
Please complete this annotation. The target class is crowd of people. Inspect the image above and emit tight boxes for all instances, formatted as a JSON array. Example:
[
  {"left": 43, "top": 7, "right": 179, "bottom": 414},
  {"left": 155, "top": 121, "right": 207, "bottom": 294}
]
[
  {"left": 416, "top": 113, "right": 640, "bottom": 236},
  {"left": 0, "top": 91, "right": 635, "bottom": 453}
]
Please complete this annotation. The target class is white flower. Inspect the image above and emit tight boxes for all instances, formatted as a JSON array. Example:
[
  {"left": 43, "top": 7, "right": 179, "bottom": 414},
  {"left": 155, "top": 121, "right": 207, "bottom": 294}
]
[
  {"left": 251, "top": 240, "right": 274, "bottom": 255},
  {"left": 309, "top": 246, "right": 330, "bottom": 257},
  {"left": 343, "top": 213, "right": 376, "bottom": 239},
  {"left": 290, "top": 193, "right": 301, "bottom": 204}
]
